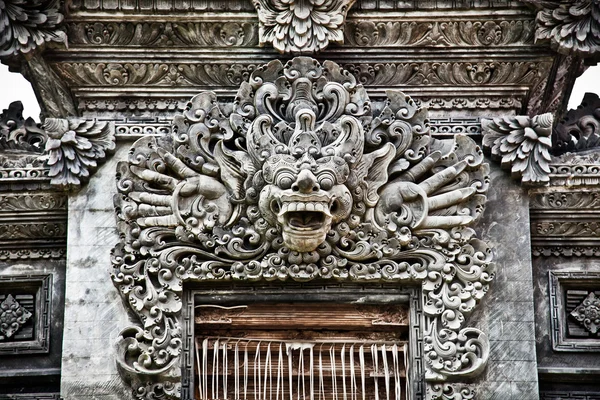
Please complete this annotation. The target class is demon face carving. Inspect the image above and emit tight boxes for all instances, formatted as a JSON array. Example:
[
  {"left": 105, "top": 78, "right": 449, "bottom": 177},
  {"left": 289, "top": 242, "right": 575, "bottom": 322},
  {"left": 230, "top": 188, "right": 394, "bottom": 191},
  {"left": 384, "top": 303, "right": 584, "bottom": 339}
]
[{"left": 112, "top": 57, "right": 494, "bottom": 396}]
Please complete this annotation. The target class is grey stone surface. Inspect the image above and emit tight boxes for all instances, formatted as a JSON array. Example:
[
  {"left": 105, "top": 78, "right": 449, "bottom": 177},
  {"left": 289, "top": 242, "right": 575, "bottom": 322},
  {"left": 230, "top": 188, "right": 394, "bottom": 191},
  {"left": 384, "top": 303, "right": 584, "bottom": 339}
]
[{"left": 60, "top": 144, "right": 132, "bottom": 399}]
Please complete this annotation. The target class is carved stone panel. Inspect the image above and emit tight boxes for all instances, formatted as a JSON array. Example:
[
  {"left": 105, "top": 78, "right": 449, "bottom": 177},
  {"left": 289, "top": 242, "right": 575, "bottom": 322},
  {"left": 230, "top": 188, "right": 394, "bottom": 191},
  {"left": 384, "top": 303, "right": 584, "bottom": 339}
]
[
  {"left": 549, "top": 271, "right": 600, "bottom": 352},
  {"left": 111, "top": 57, "right": 494, "bottom": 398},
  {"left": 0, "top": 275, "right": 52, "bottom": 354}
]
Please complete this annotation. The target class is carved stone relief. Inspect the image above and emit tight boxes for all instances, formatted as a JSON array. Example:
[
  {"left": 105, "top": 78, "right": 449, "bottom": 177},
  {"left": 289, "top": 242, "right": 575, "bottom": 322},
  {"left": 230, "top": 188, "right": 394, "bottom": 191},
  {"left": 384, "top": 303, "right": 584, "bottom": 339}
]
[
  {"left": 0, "top": 294, "right": 32, "bottom": 339},
  {"left": 553, "top": 93, "right": 600, "bottom": 156},
  {"left": 112, "top": 57, "right": 494, "bottom": 398},
  {"left": 0, "top": 0, "right": 66, "bottom": 57},
  {"left": 481, "top": 113, "right": 553, "bottom": 186},
  {"left": 525, "top": 0, "right": 600, "bottom": 59},
  {"left": 252, "top": 0, "right": 356, "bottom": 53},
  {"left": 571, "top": 292, "right": 600, "bottom": 334}
]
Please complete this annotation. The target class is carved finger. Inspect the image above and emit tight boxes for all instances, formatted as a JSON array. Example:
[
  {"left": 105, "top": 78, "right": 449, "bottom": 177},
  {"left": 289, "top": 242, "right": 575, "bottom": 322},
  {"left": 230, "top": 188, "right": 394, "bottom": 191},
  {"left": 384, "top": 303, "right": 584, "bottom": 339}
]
[
  {"left": 417, "top": 215, "right": 474, "bottom": 230},
  {"left": 398, "top": 151, "right": 441, "bottom": 182},
  {"left": 418, "top": 160, "right": 468, "bottom": 195},
  {"left": 130, "top": 166, "right": 179, "bottom": 190},
  {"left": 427, "top": 187, "right": 476, "bottom": 211},
  {"left": 157, "top": 147, "right": 198, "bottom": 179},
  {"left": 137, "top": 214, "right": 178, "bottom": 227},
  {"left": 137, "top": 204, "right": 172, "bottom": 217},
  {"left": 129, "top": 192, "right": 172, "bottom": 207}
]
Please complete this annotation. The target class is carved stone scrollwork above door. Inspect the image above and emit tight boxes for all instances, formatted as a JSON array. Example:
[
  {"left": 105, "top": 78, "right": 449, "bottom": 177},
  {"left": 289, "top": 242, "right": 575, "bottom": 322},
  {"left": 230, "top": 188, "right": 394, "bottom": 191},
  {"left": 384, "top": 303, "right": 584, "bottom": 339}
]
[{"left": 111, "top": 57, "right": 494, "bottom": 399}]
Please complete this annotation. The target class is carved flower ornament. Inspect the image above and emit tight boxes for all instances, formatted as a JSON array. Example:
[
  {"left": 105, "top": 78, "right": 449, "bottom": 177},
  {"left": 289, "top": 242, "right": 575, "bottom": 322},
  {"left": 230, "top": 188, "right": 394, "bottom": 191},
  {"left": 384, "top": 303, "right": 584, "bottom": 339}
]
[
  {"left": 252, "top": 0, "right": 356, "bottom": 53},
  {"left": 112, "top": 57, "right": 494, "bottom": 397}
]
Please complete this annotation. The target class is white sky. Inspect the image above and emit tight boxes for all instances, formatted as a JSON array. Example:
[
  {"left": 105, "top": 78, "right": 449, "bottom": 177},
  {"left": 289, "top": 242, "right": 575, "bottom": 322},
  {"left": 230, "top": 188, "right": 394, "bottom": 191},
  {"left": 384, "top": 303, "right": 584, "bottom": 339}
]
[{"left": 0, "top": 63, "right": 599, "bottom": 122}]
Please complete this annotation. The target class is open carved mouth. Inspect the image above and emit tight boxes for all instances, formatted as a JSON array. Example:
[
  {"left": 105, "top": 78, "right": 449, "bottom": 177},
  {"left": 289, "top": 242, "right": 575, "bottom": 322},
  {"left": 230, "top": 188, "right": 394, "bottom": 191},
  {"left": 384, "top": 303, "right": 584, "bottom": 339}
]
[{"left": 277, "top": 200, "right": 332, "bottom": 233}]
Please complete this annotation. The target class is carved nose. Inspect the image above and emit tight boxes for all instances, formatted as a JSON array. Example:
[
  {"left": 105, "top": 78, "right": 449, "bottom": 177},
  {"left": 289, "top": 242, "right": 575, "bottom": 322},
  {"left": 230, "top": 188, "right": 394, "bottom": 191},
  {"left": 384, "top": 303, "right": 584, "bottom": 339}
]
[{"left": 292, "top": 169, "right": 319, "bottom": 193}]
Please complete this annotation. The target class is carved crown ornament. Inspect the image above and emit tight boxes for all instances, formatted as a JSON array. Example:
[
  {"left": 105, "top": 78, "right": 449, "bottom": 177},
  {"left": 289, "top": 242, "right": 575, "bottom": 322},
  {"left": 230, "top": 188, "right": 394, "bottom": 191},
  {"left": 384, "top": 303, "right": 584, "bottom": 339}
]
[
  {"left": 111, "top": 57, "right": 495, "bottom": 398},
  {"left": 252, "top": 0, "right": 356, "bottom": 53}
]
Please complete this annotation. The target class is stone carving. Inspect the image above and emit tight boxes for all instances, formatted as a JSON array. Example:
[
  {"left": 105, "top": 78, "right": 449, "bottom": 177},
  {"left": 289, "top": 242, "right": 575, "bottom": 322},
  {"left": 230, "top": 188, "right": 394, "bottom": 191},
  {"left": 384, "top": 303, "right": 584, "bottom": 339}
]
[
  {"left": 0, "top": 102, "right": 46, "bottom": 153},
  {"left": 43, "top": 118, "right": 115, "bottom": 189},
  {"left": 481, "top": 113, "right": 553, "bottom": 186},
  {"left": 529, "top": 0, "right": 600, "bottom": 58},
  {"left": 0, "top": 294, "right": 32, "bottom": 339},
  {"left": 553, "top": 93, "right": 600, "bottom": 155},
  {"left": 428, "top": 383, "right": 475, "bottom": 400},
  {"left": 67, "top": 21, "right": 258, "bottom": 47},
  {"left": 112, "top": 57, "right": 493, "bottom": 397},
  {"left": 252, "top": 0, "right": 355, "bottom": 53},
  {"left": 0, "top": 0, "right": 66, "bottom": 57},
  {"left": 54, "top": 60, "right": 548, "bottom": 88},
  {"left": 571, "top": 292, "right": 600, "bottom": 334},
  {"left": 344, "top": 20, "right": 534, "bottom": 47}
]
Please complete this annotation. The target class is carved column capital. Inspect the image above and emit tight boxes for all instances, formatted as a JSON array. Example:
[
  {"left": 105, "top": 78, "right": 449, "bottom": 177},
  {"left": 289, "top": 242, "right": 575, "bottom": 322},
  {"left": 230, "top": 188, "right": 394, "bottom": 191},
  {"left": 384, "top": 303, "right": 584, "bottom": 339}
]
[
  {"left": 252, "top": 0, "right": 356, "bottom": 53},
  {"left": 0, "top": 0, "right": 66, "bottom": 58},
  {"left": 481, "top": 113, "right": 553, "bottom": 186}
]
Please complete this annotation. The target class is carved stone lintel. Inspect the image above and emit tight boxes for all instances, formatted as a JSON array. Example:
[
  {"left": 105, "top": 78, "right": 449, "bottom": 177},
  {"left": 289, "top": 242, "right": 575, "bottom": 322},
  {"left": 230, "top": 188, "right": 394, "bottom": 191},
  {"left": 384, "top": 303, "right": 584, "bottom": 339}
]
[
  {"left": 111, "top": 57, "right": 494, "bottom": 398},
  {"left": 0, "top": 0, "right": 66, "bottom": 58},
  {"left": 481, "top": 113, "right": 553, "bottom": 186},
  {"left": 525, "top": 0, "right": 600, "bottom": 59},
  {"left": 252, "top": 0, "right": 356, "bottom": 53},
  {"left": 43, "top": 117, "right": 115, "bottom": 189}
]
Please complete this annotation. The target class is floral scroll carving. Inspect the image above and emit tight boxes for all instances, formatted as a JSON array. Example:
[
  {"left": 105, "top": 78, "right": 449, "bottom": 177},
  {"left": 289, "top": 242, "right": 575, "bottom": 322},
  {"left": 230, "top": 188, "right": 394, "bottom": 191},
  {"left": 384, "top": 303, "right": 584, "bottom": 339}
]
[
  {"left": 252, "top": 0, "right": 356, "bottom": 53},
  {"left": 481, "top": 113, "right": 553, "bottom": 186},
  {"left": 112, "top": 57, "right": 494, "bottom": 398}
]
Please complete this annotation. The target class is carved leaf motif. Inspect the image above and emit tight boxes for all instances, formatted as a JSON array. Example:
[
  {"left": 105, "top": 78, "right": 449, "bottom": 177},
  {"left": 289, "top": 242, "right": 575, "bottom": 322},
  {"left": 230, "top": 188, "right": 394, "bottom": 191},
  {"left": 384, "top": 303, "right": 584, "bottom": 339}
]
[
  {"left": 0, "top": 0, "right": 66, "bottom": 57},
  {"left": 553, "top": 92, "right": 600, "bottom": 155},
  {"left": 111, "top": 57, "right": 494, "bottom": 396},
  {"left": 0, "top": 294, "right": 32, "bottom": 338},
  {"left": 0, "top": 101, "right": 46, "bottom": 153},
  {"left": 532, "top": 0, "right": 600, "bottom": 58},
  {"left": 571, "top": 292, "right": 600, "bottom": 334},
  {"left": 252, "top": 0, "right": 356, "bottom": 53},
  {"left": 481, "top": 113, "right": 553, "bottom": 185},
  {"left": 43, "top": 118, "right": 115, "bottom": 189}
]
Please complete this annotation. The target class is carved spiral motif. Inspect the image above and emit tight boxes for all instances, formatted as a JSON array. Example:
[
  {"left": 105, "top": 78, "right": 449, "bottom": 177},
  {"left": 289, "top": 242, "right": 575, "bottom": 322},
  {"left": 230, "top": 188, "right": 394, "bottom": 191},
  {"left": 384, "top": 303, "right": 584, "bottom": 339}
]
[{"left": 112, "top": 57, "right": 494, "bottom": 398}]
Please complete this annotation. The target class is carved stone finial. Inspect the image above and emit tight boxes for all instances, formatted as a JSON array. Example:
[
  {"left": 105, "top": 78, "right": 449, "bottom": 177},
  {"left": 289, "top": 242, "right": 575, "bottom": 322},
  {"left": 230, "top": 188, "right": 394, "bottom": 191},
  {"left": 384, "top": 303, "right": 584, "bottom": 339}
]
[
  {"left": 553, "top": 92, "right": 600, "bottom": 155},
  {"left": 0, "top": 101, "right": 46, "bottom": 152},
  {"left": 524, "top": 0, "right": 600, "bottom": 59},
  {"left": 43, "top": 118, "right": 115, "bottom": 189},
  {"left": 112, "top": 57, "right": 494, "bottom": 398},
  {"left": 481, "top": 113, "right": 553, "bottom": 186},
  {"left": 252, "top": 0, "right": 356, "bottom": 53},
  {"left": 0, "top": 0, "right": 67, "bottom": 58}
]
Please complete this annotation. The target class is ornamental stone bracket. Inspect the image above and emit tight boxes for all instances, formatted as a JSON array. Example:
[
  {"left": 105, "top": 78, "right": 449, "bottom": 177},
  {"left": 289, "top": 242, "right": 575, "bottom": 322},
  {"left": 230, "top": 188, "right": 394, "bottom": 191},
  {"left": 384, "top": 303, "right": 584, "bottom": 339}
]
[
  {"left": 0, "top": 101, "right": 115, "bottom": 191},
  {"left": 111, "top": 57, "right": 494, "bottom": 399},
  {"left": 481, "top": 113, "right": 554, "bottom": 186},
  {"left": 252, "top": 0, "right": 356, "bottom": 53},
  {"left": 522, "top": 0, "right": 600, "bottom": 60}
]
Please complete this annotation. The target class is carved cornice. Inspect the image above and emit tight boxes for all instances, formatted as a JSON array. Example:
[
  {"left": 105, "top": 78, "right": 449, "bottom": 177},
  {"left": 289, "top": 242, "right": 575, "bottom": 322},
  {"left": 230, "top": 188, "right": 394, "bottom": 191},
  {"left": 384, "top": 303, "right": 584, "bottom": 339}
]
[
  {"left": 252, "top": 0, "right": 356, "bottom": 53},
  {"left": 481, "top": 113, "right": 553, "bottom": 186},
  {"left": 345, "top": 19, "right": 535, "bottom": 47},
  {"left": 112, "top": 57, "right": 494, "bottom": 398},
  {"left": 43, "top": 118, "right": 115, "bottom": 189},
  {"left": 524, "top": 0, "right": 600, "bottom": 59},
  {"left": 52, "top": 60, "right": 549, "bottom": 88},
  {"left": 0, "top": 0, "right": 66, "bottom": 58}
]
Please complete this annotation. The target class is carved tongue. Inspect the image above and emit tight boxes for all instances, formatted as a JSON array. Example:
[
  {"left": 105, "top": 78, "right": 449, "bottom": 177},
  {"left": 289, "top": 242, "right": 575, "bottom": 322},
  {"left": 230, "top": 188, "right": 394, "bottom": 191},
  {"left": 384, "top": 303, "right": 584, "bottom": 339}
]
[{"left": 288, "top": 212, "right": 323, "bottom": 229}]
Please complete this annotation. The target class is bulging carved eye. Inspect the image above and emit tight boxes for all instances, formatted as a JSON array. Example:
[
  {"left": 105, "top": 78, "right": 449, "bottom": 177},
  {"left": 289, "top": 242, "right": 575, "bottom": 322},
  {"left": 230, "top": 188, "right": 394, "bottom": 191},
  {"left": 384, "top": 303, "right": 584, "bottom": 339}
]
[
  {"left": 278, "top": 174, "right": 294, "bottom": 190},
  {"left": 319, "top": 176, "right": 333, "bottom": 191}
]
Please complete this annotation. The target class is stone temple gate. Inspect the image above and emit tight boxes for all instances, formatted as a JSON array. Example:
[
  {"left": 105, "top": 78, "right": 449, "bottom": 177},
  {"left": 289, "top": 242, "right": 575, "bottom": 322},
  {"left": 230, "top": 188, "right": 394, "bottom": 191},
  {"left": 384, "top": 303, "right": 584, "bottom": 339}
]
[{"left": 0, "top": 1, "right": 600, "bottom": 400}]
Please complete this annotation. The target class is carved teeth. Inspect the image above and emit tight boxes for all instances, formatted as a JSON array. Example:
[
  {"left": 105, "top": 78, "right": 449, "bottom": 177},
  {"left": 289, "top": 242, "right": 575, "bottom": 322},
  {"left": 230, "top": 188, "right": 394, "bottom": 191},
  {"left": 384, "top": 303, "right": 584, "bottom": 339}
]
[{"left": 278, "top": 201, "right": 331, "bottom": 217}]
